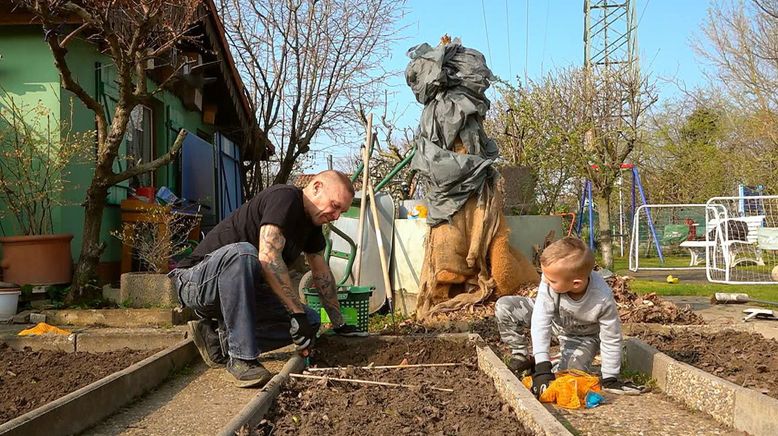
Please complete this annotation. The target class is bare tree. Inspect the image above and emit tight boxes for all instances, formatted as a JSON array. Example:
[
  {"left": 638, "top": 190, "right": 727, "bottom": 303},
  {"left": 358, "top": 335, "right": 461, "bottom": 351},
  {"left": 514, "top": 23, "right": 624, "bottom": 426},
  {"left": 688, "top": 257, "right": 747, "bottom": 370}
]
[
  {"left": 16, "top": 0, "right": 201, "bottom": 300},
  {"left": 637, "top": 96, "right": 735, "bottom": 204},
  {"left": 694, "top": 0, "right": 778, "bottom": 189},
  {"left": 697, "top": 1, "right": 778, "bottom": 124},
  {"left": 581, "top": 66, "right": 657, "bottom": 269},
  {"left": 486, "top": 75, "right": 588, "bottom": 214},
  {"left": 217, "top": 0, "right": 406, "bottom": 193},
  {"left": 350, "top": 98, "right": 418, "bottom": 203},
  {"left": 488, "top": 66, "right": 655, "bottom": 268}
]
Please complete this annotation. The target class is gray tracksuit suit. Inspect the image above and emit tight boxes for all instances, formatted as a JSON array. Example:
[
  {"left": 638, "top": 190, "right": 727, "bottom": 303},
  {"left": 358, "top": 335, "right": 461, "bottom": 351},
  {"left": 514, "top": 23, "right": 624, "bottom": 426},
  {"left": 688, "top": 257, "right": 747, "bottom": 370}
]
[{"left": 494, "top": 272, "right": 622, "bottom": 379}]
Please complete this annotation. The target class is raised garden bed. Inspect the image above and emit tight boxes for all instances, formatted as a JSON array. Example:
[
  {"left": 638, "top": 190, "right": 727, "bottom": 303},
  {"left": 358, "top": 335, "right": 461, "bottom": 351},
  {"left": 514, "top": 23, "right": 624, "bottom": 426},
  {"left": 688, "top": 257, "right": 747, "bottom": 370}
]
[
  {"left": 0, "top": 344, "right": 158, "bottom": 423},
  {"left": 624, "top": 330, "right": 778, "bottom": 435},
  {"left": 255, "top": 336, "right": 535, "bottom": 436},
  {"left": 630, "top": 326, "right": 778, "bottom": 399},
  {"left": 0, "top": 340, "right": 197, "bottom": 436}
]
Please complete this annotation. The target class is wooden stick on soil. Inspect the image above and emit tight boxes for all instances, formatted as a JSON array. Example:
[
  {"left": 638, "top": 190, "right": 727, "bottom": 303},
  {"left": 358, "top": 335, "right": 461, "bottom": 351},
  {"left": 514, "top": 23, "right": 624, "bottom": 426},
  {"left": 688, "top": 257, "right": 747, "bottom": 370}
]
[
  {"left": 290, "top": 373, "right": 454, "bottom": 392},
  {"left": 306, "top": 363, "right": 462, "bottom": 371}
]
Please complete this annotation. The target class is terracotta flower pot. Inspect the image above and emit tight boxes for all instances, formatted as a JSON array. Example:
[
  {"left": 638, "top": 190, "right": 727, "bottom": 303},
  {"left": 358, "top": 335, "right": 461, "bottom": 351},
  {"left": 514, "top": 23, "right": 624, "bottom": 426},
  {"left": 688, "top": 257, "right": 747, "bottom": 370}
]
[{"left": 0, "top": 234, "right": 74, "bottom": 285}]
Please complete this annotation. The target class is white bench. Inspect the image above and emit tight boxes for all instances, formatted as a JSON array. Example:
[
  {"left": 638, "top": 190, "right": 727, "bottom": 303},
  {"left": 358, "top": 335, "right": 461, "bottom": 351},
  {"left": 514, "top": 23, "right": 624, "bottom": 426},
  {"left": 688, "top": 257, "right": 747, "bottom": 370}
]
[{"left": 680, "top": 215, "right": 765, "bottom": 267}]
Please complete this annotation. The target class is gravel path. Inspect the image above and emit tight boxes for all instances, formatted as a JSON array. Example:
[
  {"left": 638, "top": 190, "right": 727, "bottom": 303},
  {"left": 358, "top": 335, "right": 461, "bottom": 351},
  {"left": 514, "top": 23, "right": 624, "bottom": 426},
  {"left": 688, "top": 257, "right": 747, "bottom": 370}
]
[
  {"left": 549, "top": 390, "right": 746, "bottom": 436},
  {"left": 85, "top": 349, "right": 294, "bottom": 435}
]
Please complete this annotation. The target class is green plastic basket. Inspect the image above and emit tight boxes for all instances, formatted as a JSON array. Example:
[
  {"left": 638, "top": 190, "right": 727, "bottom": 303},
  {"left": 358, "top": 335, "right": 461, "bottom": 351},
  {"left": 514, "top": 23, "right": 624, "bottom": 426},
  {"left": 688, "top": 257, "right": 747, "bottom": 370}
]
[{"left": 304, "top": 285, "right": 373, "bottom": 332}]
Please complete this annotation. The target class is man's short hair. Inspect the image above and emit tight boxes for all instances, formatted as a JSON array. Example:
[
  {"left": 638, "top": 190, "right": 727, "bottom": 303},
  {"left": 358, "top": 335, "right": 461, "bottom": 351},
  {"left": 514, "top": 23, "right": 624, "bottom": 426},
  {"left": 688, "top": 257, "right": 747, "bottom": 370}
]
[
  {"left": 539, "top": 236, "right": 595, "bottom": 277},
  {"left": 311, "top": 170, "right": 355, "bottom": 197}
]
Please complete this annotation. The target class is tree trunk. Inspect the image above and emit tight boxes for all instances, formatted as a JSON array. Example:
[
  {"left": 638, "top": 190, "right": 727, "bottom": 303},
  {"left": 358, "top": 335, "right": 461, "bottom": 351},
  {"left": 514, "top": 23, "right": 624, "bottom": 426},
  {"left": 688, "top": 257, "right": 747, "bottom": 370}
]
[
  {"left": 68, "top": 182, "right": 109, "bottom": 302},
  {"left": 274, "top": 153, "right": 297, "bottom": 185},
  {"left": 594, "top": 192, "right": 613, "bottom": 270}
]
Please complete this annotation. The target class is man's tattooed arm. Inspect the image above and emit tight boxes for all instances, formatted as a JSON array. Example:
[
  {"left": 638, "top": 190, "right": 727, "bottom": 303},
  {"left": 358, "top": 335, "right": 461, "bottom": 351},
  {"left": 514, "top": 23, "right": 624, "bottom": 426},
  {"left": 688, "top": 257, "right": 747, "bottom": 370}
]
[
  {"left": 257, "top": 224, "right": 304, "bottom": 314},
  {"left": 305, "top": 252, "right": 344, "bottom": 327}
]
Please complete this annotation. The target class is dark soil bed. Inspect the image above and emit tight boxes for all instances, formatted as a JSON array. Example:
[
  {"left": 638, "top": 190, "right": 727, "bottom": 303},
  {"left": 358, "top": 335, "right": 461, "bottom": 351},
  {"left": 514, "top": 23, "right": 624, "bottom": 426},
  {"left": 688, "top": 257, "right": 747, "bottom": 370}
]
[
  {"left": 631, "top": 327, "right": 778, "bottom": 398},
  {"left": 0, "top": 344, "right": 159, "bottom": 423},
  {"left": 311, "top": 335, "right": 476, "bottom": 367},
  {"left": 257, "top": 337, "right": 533, "bottom": 436}
]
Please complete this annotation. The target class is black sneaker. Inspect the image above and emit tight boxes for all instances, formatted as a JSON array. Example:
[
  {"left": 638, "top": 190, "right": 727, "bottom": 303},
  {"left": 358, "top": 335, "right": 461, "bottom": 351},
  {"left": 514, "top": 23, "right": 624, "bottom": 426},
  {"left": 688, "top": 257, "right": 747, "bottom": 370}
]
[
  {"left": 506, "top": 354, "right": 533, "bottom": 373},
  {"left": 227, "top": 358, "right": 273, "bottom": 388},
  {"left": 188, "top": 319, "right": 228, "bottom": 368},
  {"left": 333, "top": 323, "right": 369, "bottom": 337}
]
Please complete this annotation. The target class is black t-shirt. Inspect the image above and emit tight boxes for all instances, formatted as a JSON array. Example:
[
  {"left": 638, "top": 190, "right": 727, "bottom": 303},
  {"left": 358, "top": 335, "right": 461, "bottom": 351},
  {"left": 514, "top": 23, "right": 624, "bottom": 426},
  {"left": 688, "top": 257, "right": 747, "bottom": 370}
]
[{"left": 176, "top": 184, "right": 326, "bottom": 268}]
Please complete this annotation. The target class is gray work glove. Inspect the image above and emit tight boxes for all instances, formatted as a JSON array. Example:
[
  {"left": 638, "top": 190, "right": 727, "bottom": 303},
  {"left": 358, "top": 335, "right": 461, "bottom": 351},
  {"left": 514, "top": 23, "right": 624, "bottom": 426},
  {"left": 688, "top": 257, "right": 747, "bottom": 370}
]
[{"left": 289, "top": 313, "right": 315, "bottom": 350}]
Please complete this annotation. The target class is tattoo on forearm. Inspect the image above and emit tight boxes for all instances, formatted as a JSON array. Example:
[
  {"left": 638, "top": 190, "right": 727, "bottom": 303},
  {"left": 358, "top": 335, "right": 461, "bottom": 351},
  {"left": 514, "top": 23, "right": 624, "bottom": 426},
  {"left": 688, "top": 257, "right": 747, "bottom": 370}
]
[
  {"left": 258, "top": 225, "right": 302, "bottom": 312},
  {"left": 259, "top": 224, "right": 286, "bottom": 254},
  {"left": 268, "top": 259, "right": 299, "bottom": 302},
  {"left": 313, "top": 271, "right": 343, "bottom": 326}
]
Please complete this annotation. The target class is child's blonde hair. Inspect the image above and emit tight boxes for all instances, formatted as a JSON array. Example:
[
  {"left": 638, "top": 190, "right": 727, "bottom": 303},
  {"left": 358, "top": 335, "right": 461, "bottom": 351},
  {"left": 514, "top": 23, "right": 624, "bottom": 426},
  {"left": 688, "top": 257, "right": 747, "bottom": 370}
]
[{"left": 540, "top": 237, "right": 595, "bottom": 277}]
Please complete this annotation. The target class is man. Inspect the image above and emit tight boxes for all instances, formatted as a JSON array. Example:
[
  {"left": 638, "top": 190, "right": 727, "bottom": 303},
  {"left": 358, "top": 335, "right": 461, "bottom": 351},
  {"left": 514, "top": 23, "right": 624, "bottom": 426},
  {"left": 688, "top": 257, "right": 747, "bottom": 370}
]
[{"left": 169, "top": 170, "right": 361, "bottom": 388}]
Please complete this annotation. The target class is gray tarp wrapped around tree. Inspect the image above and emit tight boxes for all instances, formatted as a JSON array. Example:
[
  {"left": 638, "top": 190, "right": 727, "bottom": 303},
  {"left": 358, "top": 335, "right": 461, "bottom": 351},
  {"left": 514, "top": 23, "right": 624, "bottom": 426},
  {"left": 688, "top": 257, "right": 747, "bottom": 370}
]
[{"left": 405, "top": 39, "right": 499, "bottom": 226}]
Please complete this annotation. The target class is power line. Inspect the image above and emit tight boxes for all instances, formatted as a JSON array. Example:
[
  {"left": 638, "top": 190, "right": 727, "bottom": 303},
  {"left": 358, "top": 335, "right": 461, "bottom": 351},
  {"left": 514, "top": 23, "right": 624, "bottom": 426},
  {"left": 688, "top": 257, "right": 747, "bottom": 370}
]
[
  {"left": 541, "top": 0, "right": 550, "bottom": 76},
  {"left": 505, "top": 0, "right": 512, "bottom": 79},
  {"left": 637, "top": 0, "right": 651, "bottom": 28},
  {"left": 524, "top": 0, "right": 530, "bottom": 85},
  {"left": 481, "top": 0, "right": 493, "bottom": 62}
]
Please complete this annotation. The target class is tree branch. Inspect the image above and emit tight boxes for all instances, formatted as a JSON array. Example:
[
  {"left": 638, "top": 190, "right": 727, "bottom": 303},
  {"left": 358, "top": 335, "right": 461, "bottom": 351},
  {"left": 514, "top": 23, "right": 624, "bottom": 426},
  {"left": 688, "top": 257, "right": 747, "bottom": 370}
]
[{"left": 107, "top": 129, "right": 187, "bottom": 186}]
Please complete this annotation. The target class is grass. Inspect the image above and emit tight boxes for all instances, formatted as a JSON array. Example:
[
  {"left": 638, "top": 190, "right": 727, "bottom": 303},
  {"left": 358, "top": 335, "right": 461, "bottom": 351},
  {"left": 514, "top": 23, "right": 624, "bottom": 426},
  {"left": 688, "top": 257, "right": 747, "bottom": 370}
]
[
  {"left": 628, "top": 279, "right": 778, "bottom": 301},
  {"left": 368, "top": 311, "right": 411, "bottom": 333},
  {"left": 600, "top": 254, "right": 778, "bottom": 301},
  {"left": 610, "top": 255, "right": 694, "bottom": 271},
  {"left": 620, "top": 368, "right": 656, "bottom": 390},
  {"left": 611, "top": 253, "right": 776, "bottom": 273}
]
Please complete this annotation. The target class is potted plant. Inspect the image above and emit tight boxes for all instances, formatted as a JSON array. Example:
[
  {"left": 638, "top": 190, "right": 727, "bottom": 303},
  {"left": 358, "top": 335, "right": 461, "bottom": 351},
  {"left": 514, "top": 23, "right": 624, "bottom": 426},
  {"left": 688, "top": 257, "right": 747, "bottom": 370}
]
[
  {"left": 112, "top": 206, "right": 200, "bottom": 308},
  {"left": 0, "top": 93, "right": 92, "bottom": 285}
]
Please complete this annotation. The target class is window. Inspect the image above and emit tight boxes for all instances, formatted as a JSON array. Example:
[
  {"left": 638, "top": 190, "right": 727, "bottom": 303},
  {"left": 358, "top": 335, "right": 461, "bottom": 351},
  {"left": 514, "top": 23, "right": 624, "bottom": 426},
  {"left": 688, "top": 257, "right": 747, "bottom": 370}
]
[{"left": 126, "top": 105, "right": 154, "bottom": 187}]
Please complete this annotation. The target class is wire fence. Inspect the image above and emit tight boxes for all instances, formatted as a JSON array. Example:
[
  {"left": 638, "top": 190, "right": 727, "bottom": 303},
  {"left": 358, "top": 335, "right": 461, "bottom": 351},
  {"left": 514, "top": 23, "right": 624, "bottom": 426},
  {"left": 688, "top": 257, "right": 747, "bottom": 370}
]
[
  {"left": 705, "top": 195, "right": 778, "bottom": 284},
  {"left": 629, "top": 204, "right": 709, "bottom": 271}
]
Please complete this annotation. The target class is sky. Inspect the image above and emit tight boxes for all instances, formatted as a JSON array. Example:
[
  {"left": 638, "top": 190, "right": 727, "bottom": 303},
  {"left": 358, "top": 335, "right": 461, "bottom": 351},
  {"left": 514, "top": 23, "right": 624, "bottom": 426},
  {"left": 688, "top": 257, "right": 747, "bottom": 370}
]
[{"left": 309, "top": 0, "right": 714, "bottom": 172}]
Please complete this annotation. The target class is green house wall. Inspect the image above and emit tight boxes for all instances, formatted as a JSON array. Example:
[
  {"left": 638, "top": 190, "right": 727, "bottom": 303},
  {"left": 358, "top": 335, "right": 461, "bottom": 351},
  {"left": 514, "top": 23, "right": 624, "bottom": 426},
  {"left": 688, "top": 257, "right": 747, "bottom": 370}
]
[
  {"left": 1, "top": 25, "right": 215, "bottom": 269},
  {"left": 0, "top": 26, "right": 63, "bottom": 240}
]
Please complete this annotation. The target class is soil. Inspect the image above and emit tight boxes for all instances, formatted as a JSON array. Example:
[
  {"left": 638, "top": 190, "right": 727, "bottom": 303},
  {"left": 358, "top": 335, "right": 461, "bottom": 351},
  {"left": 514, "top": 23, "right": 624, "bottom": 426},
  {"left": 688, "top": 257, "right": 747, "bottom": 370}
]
[
  {"left": 0, "top": 344, "right": 159, "bottom": 423},
  {"left": 631, "top": 326, "right": 778, "bottom": 398},
  {"left": 257, "top": 337, "right": 533, "bottom": 436},
  {"left": 311, "top": 336, "right": 476, "bottom": 367}
]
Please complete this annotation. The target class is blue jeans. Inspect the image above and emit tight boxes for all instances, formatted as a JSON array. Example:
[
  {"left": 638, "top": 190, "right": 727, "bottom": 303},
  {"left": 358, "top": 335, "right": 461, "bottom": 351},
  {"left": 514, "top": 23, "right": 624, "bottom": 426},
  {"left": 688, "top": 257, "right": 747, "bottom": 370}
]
[{"left": 169, "top": 242, "right": 320, "bottom": 360}]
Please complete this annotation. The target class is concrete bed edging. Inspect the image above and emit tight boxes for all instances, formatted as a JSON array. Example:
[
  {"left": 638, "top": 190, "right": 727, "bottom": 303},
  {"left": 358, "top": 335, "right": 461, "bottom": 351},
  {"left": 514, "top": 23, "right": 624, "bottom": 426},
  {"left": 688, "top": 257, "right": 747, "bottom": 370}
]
[
  {"left": 623, "top": 337, "right": 778, "bottom": 436},
  {"left": 0, "top": 327, "right": 187, "bottom": 353},
  {"left": 215, "top": 333, "right": 571, "bottom": 436},
  {"left": 476, "top": 343, "right": 573, "bottom": 436},
  {"left": 0, "top": 339, "right": 198, "bottom": 436},
  {"left": 40, "top": 307, "right": 193, "bottom": 328}
]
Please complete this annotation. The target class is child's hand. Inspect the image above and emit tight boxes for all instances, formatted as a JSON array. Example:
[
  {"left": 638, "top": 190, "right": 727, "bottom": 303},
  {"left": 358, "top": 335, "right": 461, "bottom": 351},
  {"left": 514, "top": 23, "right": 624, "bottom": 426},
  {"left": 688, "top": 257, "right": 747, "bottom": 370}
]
[{"left": 531, "top": 361, "right": 554, "bottom": 397}]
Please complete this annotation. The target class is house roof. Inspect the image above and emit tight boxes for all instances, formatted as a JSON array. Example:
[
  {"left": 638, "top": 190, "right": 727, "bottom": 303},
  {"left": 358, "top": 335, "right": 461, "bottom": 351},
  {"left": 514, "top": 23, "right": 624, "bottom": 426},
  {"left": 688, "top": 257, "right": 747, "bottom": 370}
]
[
  {"left": 202, "top": 0, "right": 272, "bottom": 158},
  {"left": 290, "top": 174, "right": 316, "bottom": 189}
]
